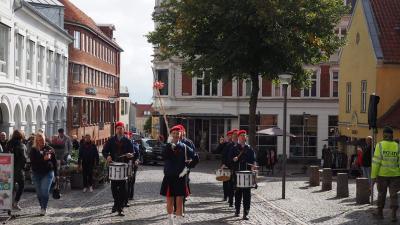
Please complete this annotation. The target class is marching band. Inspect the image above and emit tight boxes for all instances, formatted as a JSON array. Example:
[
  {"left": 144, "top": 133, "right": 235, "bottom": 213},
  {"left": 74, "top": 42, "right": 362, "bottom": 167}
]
[{"left": 99, "top": 122, "right": 256, "bottom": 223}]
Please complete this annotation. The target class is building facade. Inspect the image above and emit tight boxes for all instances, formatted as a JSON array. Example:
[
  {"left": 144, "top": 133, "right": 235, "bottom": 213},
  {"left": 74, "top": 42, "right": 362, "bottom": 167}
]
[
  {"left": 0, "top": 0, "right": 72, "bottom": 138},
  {"left": 119, "top": 85, "right": 130, "bottom": 131},
  {"left": 339, "top": 0, "right": 400, "bottom": 142},
  {"left": 134, "top": 103, "right": 153, "bottom": 137},
  {"left": 152, "top": 0, "right": 354, "bottom": 159},
  {"left": 60, "top": 0, "right": 123, "bottom": 145}
]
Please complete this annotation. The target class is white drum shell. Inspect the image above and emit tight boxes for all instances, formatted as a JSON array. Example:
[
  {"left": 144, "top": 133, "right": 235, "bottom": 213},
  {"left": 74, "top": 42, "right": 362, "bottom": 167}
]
[
  {"left": 109, "top": 163, "right": 129, "bottom": 180},
  {"left": 236, "top": 171, "right": 256, "bottom": 188}
]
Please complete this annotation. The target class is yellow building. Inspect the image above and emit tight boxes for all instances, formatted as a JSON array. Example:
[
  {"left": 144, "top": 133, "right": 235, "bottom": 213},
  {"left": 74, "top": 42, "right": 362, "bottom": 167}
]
[{"left": 339, "top": 0, "right": 400, "bottom": 142}]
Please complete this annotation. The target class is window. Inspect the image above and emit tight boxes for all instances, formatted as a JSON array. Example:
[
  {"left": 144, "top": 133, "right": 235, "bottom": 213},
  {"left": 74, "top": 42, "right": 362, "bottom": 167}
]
[
  {"left": 196, "top": 74, "right": 217, "bottom": 96},
  {"left": 121, "top": 99, "right": 125, "bottom": 115},
  {"left": 290, "top": 115, "right": 318, "bottom": 158},
  {"left": 0, "top": 24, "right": 9, "bottom": 75},
  {"left": 73, "top": 31, "right": 80, "bottom": 49},
  {"left": 332, "top": 71, "right": 339, "bottom": 97},
  {"left": 328, "top": 116, "right": 338, "bottom": 152},
  {"left": 273, "top": 84, "right": 281, "bottom": 97},
  {"left": 245, "top": 79, "right": 252, "bottom": 96},
  {"left": 46, "top": 50, "right": 52, "bottom": 86},
  {"left": 26, "top": 40, "right": 35, "bottom": 81},
  {"left": 85, "top": 35, "right": 89, "bottom": 52},
  {"left": 361, "top": 80, "right": 367, "bottom": 113},
  {"left": 61, "top": 56, "right": 66, "bottom": 88},
  {"left": 37, "top": 46, "right": 44, "bottom": 84},
  {"left": 55, "top": 54, "right": 61, "bottom": 87},
  {"left": 72, "top": 63, "right": 80, "bottom": 83},
  {"left": 157, "top": 69, "right": 169, "bottom": 95},
  {"left": 15, "top": 34, "right": 23, "bottom": 78},
  {"left": 81, "top": 33, "right": 85, "bottom": 51},
  {"left": 346, "top": 82, "right": 351, "bottom": 113},
  {"left": 304, "top": 71, "right": 317, "bottom": 97}
]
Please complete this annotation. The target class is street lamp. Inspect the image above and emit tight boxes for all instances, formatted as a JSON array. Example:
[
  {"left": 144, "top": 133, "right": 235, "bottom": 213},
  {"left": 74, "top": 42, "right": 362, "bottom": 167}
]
[{"left": 279, "top": 73, "right": 292, "bottom": 199}]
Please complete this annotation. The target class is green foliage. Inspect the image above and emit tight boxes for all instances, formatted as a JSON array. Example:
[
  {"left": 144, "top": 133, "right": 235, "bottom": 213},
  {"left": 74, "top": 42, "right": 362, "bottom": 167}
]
[{"left": 147, "top": 0, "right": 348, "bottom": 87}]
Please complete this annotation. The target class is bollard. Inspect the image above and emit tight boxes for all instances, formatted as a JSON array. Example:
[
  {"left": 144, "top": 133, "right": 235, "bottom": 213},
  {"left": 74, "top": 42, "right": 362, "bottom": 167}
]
[
  {"left": 356, "top": 178, "right": 370, "bottom": 204},
  {"left": 336, "top": 173, "right": 349, "bottom": 198},
  {"left": 321, "top": 168, "right": 332, "bottom": 191},
  {"left": 309, "top": 166, "right": 320, "bottom": 186}
]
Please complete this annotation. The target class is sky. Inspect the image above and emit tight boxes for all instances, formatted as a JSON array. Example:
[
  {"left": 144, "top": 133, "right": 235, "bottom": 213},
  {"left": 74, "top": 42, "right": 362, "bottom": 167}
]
[{"left": 70, "top": 0, "right": 155, "bottom": 104}]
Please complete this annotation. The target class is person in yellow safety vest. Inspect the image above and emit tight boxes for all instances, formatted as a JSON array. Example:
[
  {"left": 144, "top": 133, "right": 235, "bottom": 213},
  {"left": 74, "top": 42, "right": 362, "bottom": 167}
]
[{"left": 371, "top": 126, "right": 400, "bottom": 222}]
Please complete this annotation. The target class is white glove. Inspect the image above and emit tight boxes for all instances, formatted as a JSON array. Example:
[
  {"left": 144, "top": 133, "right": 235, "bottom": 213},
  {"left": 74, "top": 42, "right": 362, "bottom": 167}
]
[
  {"left": 67, "top": 154, "right": 72, "bottom": 161},
  {"left": 179, "top": 167, "right": 189, "bottom": 178}
]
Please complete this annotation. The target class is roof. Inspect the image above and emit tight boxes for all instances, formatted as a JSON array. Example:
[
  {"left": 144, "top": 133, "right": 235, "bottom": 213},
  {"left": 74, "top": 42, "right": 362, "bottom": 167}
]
[
  {"left": 25, "top": 0, "right": 63, "bottom": 6},
  {"left": 135, "top": 104, "right": 153, "bottom": 117},
  {"left": 58, "top": 0, "right": 123, "bottom": 51},
  {"left": 364, "top": 0, "right": 400, "bottom": 64},
  {"left": 377, "top": 99, "right": 400, "bottom": 129}
]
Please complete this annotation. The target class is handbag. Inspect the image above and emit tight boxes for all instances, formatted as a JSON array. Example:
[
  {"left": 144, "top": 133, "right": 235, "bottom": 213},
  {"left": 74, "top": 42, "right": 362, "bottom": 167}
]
[{"left": 52, "top": 180, "right": 61, "bottom": 199}]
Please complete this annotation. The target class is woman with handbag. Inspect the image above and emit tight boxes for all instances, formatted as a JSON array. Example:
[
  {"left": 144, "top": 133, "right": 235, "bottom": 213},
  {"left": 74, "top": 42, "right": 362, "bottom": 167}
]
[
  {"left": 30, "top": 131, "right": 58, "bottom": 216},
  {"left": 160, "top": 125, "right": 194, "bottom": 225}
]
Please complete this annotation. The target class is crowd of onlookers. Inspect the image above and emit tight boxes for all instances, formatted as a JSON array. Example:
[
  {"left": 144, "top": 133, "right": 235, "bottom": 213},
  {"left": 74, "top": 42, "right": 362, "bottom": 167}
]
[{"left": 0, "top": 128, "right": 101, "bottom": 216}]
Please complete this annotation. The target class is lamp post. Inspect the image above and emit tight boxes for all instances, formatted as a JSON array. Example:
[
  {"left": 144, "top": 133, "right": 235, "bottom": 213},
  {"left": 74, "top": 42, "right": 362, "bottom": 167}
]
[
  {"left": 109, "top": 96, "right": 117, "bottom": 137},
  {"left": 279, "top": 73, "right": 292, "bottom": 199}
]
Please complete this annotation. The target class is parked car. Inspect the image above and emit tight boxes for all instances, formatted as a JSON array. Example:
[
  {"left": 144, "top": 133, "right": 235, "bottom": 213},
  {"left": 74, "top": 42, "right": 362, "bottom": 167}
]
[{"left": 135, "top": 138, "right": 164, "bottom": 165}]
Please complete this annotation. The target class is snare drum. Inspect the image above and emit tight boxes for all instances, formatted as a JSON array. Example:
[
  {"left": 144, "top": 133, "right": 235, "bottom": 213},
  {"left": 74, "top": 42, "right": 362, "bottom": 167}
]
[
  {"left": 236, "top": 171, "right": 256, "bottom": 188},
  {"left": 216, "top": 169, "right": 231, "bottom": 182},
  {"left": 109, "top": 163, "right": 128, "bottom": 180}
]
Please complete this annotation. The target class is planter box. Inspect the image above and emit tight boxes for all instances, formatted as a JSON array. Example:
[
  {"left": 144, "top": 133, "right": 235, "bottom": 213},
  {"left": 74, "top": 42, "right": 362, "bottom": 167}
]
[{"left": 70, "top": 173, "right": 83, "bottom": 189}]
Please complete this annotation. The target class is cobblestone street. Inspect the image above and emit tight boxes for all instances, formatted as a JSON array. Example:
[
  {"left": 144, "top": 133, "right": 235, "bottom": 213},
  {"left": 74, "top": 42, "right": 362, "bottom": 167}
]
[{"left": 0, "top": 161, "right": 396, "bottom": 225}]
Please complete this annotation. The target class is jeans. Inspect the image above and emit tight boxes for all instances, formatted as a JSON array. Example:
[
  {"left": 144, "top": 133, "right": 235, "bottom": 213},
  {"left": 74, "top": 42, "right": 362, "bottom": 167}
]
[
  {"left": 362, "top": 167, "right": 371, "bottom": 184},
  {"left": 14, "top": 175, "right": 25, "bottom": 202},
  {"left": 32, "top": 171, "right": 54, "bottom": 210}
]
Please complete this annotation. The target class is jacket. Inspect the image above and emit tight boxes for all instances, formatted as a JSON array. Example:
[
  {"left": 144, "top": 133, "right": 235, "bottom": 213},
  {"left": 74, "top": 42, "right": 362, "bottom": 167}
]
[
  {"left": 30, "top": 144, "right": 58, "bottom": 177},
  {"left": 163, "top": 142, "right": 194, "bottom": 177},
  {"left": 230, "top": 144, "right": 256, "bottom": 171},
  {"left": 8, "top": 140, "right": 27, "bottom": 179},
  {"left": 371, "top": 140, "right": 400, "bottom": 178},
  {"left": 102, "top": 135, "right": 134, "bottom": 163},
  {"left": 78, "top": 142, "right": 99, "bottom": 167}
]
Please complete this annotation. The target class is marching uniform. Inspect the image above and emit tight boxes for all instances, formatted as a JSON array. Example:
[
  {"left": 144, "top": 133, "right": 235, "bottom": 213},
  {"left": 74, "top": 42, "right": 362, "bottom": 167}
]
[
  {"left": 102, "top": 130, "right": 134, "bottom": 216},
  {"left": 127, "top": 140, "right": 140, "bottom": 201},
  {"left": 230, "top": 130, "right": 256, "bottom": 220},
  {"left": 160, "top": 141, "right": 194, "bottom": 197},
  {"left": 223, "top": 141, "right": 236, "bottom": 206}
]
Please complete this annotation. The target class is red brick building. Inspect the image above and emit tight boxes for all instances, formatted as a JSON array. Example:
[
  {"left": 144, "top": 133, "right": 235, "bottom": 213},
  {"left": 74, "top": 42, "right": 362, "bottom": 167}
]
[{"left": 60, "top": 0, "right": 123, "bottom": 144}]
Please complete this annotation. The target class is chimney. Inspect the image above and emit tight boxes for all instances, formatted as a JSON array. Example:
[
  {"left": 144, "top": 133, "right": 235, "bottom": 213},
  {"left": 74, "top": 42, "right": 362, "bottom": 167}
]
[{"left": 98, "top": 24, "right": 115, "bottom": 39}]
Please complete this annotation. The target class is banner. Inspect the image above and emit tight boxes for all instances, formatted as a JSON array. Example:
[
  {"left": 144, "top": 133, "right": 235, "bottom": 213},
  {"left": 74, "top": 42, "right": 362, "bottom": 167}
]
[{"left": 0, "top": 154, "right": 13, "bottom": 210}]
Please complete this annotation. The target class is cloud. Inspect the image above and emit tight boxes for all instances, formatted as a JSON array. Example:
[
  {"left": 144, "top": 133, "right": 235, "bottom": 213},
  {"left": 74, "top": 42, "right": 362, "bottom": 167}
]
[{"left": 70, "top": 0, "right": 154, "bottom": 104}]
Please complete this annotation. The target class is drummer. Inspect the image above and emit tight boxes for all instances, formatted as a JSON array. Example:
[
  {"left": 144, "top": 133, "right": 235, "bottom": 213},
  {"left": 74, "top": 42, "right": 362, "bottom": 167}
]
[
  {"left": 102, "top": 121, "right": 134, "bottom": 216},
  {"left": 124, "top": 131, "right": 140, "bottom": 206},
  {"left": 230, "top": 130, "right": 256, "bottom": 220},
  {"left": 226, "top": 128, "right": 239, "bottom": 207}
]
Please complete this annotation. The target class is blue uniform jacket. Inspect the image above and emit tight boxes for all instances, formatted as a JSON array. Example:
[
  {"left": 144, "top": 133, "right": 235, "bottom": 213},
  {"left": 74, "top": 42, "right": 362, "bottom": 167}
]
[
  {"left": 230, "top": 144, "right": 256, "bottom": 171},
  {"left": 102, "top": 136, "right": 134, "bottom": 163},
  {"left": 163, "top": 142, "right": 194, "bottom": 177}
]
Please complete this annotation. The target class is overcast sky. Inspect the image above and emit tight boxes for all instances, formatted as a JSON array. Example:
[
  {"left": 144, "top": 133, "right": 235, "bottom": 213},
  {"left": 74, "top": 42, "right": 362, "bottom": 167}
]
[{"left": 70, "top": 0, "right": 154, "bottom": 104}]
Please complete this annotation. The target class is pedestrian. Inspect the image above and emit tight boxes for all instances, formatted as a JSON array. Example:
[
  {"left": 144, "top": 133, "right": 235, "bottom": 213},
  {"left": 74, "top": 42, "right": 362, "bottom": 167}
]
[
  {"left": 160, "top": 125, "right": 194, "bottom": 225},
  {"left": 321, "top": 144, "right": 332, "bottom": 168},
  {"left": 231, "top": 130, "right": 256, "bottom": 220},
  {"left": 102, "top": 121, "right": 134, "bottom": 216},
  {"left": 7, "top": 130, "right": 27, "bottom": 210},
  {"left": 362, "top": 136, "right": 372, "bottom": 184},
  {"left": 124, "top": 131, "right": 140, "bottom": 204},
  {"left": 0, "top": 132, "right": 8, "bottom": 152},
  {"left": 226, "top": 129, "right": 239, "bottom": 207},
  {"left": 30, "top": 132, "right": 58, "bottom": 216},
  {"left": 78, "top": 134, "right": 99, "bottom": 193},
  {"left": 52, "top": 128, "right": 72, "bottom": 165},
  {"left": 213, "top": 133, "right": 230, "bottom": 201},
  {"left": 372, "top": 126, "right": 400, "bottom": 222}
]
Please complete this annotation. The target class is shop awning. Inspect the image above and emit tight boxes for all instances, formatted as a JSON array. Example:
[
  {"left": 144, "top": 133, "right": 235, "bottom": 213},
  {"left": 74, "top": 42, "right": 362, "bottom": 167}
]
[{"left": 174, "top": 113, "right": 237, "bottom": 118}]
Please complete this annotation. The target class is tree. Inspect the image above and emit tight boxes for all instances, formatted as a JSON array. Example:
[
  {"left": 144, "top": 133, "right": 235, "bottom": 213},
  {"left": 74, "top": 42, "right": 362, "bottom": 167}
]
[
  {"left": 144, "top": 117, "right": 152, "bottom": 134},
  {"left": 148, "top": 0, "right": 348, "bottom": 149}
]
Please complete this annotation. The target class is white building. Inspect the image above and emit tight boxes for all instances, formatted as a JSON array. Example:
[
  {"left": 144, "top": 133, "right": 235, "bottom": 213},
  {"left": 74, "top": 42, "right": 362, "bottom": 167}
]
[
  {"left": 119, "top": 85, "right": 130, "bottom": 131},
  {"left": 152, "top": 0, "right": 353, "bottom": 160},
  {"left": 0, "top": 0, "right": 72, "bottom": 138}
]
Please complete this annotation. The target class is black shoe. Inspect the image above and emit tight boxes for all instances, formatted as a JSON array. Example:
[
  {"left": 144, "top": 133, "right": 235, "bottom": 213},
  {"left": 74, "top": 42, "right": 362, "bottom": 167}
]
[
  {"left": 124, "top": 203, "right": 130, "bottom": 207},
  {"left": 117, "top": 211, "right": 125, "bottom": 217},
  {"left": 234, "top": 212, "right": 239, "bottom": 217},
  {"left": 128, "top": 197, "right": 133, "bottom": 200},
  {"left": 111, "top": 206, "right": 116, "bottom": 213},
  {"left": 243, "top": 215, "right": 249, "bottom": 220},
  {"left": 229, "top": 203, "right": 233, "bottom": 207},
  {"left": 223, "top": 197, "right": 227, "bottom": 201}
]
